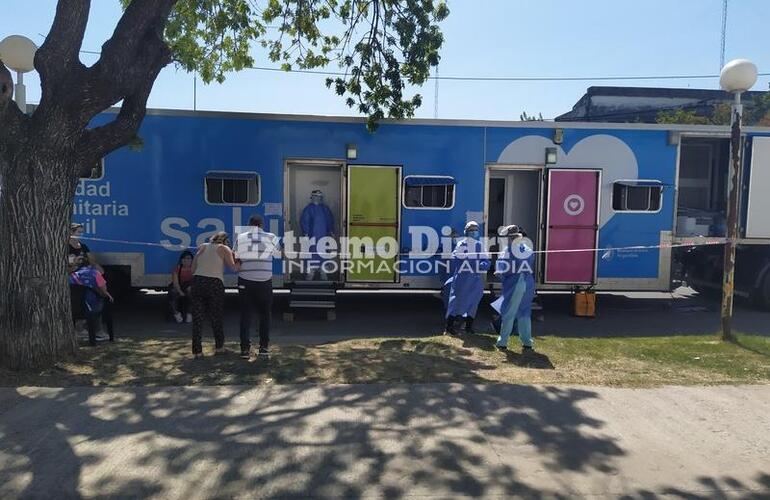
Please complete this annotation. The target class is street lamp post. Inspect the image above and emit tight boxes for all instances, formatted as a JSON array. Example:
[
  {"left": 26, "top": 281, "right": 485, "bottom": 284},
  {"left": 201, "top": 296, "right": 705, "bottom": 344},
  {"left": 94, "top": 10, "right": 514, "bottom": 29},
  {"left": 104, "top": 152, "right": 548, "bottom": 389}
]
[
  {"left": 719, "top": 59, "right": 758, "bottom": 342},
  {"left": 0, "top": 35, "right": 38, "bottom": 113}
]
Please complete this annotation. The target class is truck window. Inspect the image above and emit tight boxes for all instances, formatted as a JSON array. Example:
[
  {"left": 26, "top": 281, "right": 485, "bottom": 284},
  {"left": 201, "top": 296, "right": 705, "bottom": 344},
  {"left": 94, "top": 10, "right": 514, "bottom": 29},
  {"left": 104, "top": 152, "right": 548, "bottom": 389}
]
[
  {"left": 205, "top": 172, "right": 260, "bottom": 205},
  {"left": 403, "top": 176, "right": 455, "bottom": 209},
  {"left": 612, "top": 182, "right": 662, "bottom": 212}
]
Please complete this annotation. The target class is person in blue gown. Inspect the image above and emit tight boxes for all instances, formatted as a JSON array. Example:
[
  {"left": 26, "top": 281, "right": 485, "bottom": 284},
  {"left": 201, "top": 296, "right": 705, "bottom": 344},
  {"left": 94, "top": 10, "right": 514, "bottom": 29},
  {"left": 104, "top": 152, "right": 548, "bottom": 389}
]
[
  {"left": 445, "top": 221, "right": 490, "bottom": 335},
  {"left": 300, "top": 190, "right": 336, "bottom": 280},
  {"left": 494, "top": 225, "right": 536, "bottom": 352}
]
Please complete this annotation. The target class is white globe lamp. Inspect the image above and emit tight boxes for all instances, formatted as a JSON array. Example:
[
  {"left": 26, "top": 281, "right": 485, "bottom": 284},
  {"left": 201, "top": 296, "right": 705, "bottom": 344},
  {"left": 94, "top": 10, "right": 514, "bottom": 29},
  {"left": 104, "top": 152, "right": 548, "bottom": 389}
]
[
  {"left": 720, "top": 59, "right": 758, "bottom": 93},
  {"left": 0, "top": 35, "right": 38, "bottom": 113}
]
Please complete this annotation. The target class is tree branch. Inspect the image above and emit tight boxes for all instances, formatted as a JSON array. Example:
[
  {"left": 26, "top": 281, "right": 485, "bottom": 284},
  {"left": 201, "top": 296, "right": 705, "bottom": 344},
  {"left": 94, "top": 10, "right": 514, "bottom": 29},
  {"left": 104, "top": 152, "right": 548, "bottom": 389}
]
[
  {"left": 34, "top": 0, "right": 91, "bottom": 101},
  {"left": 0, "top": 60, "right": 12, "bottom": 111},
  {"left": 75, "top": 44, "right": 168, "bottom": 173},
  {"left": 76, "top": 0, "right": 177, "bottom": 124},
  {"left": 97, "top": 0, "right": 177, "bottom": 78},
  {"left": 0, "top": 61, "right": 28, "bottom": 146},
  {"left": 30, "top": 0, "right": 93, "bottom": 146}
]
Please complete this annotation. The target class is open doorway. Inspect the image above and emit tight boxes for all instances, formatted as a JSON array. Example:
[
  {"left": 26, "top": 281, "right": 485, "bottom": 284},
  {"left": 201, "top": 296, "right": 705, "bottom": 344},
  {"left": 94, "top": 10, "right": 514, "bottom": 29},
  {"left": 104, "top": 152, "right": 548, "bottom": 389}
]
[
  {"left": 676, "top": 137, "right": 731, "bottom": 237},
  {"left": 487, "top": 169, "right": 541, "bottom": 243},
  {"left": 285, "top": 161, "right": 344, "bottom": 282},
  {"left": 486, "top": 168, "right": 542, "bottom": 278}
]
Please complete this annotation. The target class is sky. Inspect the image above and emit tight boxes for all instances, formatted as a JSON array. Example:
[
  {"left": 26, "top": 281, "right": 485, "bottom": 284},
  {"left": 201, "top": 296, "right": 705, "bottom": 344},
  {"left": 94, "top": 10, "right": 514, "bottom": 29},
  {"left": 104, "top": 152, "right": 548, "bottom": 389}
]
[{"left": 2, "top": 0, "right": 770, "bottom": 121}]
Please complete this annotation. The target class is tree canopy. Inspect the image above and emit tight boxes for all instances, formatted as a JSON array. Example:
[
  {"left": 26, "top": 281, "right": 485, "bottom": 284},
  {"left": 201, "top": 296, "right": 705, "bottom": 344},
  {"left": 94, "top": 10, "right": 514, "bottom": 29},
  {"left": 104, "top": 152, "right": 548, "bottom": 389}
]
[{"left": 119, "top": 0, "right": 449, "bottom": 129}]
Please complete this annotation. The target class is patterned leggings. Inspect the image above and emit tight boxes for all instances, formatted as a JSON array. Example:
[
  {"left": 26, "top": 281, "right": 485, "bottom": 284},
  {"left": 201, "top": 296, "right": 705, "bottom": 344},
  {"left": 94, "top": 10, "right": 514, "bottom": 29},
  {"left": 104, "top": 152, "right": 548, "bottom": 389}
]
[{"left": 191, "top": 275, "right": 225, "bottom": 354}]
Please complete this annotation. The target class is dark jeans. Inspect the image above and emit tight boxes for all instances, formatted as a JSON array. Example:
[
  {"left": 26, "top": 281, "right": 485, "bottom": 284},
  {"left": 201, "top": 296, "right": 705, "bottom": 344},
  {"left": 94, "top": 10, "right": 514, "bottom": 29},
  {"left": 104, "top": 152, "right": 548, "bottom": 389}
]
[
  {"left": 191, "top": 275, "right": 225, "bottom": 354},
  {"left": 85, "top": 305, "right": 114, "bottom": 346},
  {"left": 169, "top": 283, "right": 192, "bottom": 316},
  {"left": 70, "top": 285, "right": 114, "bottom": 346},
  {"left": 238, "top": 277, "right": 273, "bottom": 351}
]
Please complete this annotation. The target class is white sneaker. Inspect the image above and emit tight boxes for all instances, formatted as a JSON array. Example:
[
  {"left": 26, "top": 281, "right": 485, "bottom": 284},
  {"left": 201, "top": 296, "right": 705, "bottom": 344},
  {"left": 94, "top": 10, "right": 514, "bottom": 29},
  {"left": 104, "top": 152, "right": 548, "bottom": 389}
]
[
  {"left": 185, "top": 313, "right": 193, "bottom": 323},
  {"left": 95, "top": 332, "right": 109, "bottom": 341},
  {"left": 174, "top": 312, "right": 183, "bottom": 323}
]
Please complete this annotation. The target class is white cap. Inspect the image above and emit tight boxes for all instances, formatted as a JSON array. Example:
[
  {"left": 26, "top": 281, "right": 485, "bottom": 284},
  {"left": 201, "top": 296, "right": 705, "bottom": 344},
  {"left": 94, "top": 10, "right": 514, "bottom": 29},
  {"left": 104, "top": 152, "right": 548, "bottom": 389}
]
[{"left": 497, "top": 224, "right": 519, "bottom": 237}]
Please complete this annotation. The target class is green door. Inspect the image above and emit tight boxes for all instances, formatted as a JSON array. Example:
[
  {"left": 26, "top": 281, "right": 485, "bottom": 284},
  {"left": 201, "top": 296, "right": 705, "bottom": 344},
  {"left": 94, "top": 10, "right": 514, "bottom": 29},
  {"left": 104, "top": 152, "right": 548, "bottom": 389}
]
[{"left": 346, "top": 166, "right": 401, "bottom": 282}]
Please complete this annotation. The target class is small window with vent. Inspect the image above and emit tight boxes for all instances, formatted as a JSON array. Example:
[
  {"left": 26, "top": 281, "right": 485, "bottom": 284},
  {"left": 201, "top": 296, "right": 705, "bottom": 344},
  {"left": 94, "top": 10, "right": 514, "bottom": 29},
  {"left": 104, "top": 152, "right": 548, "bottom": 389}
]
[
  {"left": 205, "top": 171, "right": 260, "bottom": 205},
  {"left": 403, "top": 176, "right": 456, "bottom": 209},
  {"left": 612, "top": 180, "right": 663, "bottom": 212}
]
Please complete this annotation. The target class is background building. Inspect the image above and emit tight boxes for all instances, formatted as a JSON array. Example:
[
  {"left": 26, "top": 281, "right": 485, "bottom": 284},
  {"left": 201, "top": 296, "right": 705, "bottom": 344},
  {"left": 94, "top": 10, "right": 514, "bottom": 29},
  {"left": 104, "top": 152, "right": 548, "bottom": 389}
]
[{"left": 556, "top": 86, "right": 767, "bottom": 123}]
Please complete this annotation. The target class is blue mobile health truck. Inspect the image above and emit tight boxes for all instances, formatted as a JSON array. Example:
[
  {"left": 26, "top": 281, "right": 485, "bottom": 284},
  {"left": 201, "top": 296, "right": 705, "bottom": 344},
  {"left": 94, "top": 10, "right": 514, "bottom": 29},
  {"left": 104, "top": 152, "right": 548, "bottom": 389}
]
[{"left": 73, "top": 108, "right": 770, "bottom": 305}]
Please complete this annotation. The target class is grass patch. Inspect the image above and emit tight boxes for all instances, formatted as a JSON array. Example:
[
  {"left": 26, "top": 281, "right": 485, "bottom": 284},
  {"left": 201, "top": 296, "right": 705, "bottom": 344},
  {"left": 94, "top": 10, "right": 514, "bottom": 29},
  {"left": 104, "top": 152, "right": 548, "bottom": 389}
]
[{"left": 1, "top": 333, "right": 768, "bottom": 388}]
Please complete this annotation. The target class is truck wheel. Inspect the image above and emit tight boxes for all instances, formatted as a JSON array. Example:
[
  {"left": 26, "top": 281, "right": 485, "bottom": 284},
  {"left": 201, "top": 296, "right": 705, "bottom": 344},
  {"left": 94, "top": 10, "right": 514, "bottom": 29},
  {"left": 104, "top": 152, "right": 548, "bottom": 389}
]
[
  {"left": 684, "top": 267, "right": 718, "bottom": 300},
  {"left": 754, "top": 271, "right": 770, "bottom": 310},
  {"left": 104, "top": 266, "right": 134, "bottom": 302}
]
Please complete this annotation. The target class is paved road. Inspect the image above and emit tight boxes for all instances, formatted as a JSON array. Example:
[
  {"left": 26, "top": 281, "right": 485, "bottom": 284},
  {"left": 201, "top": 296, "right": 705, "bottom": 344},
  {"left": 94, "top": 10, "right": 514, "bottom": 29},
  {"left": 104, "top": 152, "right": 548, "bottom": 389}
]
[{"left": 2, "top": 383, "right": 769, "bottom": 498}]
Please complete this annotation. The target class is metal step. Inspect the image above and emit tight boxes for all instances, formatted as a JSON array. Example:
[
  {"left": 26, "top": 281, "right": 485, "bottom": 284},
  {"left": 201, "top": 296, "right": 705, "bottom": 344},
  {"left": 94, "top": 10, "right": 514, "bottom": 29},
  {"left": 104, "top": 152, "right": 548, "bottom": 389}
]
[
  {"left": 288, "top": 280, "right": 338, "bottom": 314},
  {"left": 290, "top": 289, "right": 336, "bottom": 297},
  {"left": 292, "top": 280, "right": 336, "bottom": 288},
  {"left": 289, "top": 300, "right": 336, "bottom": 309}
]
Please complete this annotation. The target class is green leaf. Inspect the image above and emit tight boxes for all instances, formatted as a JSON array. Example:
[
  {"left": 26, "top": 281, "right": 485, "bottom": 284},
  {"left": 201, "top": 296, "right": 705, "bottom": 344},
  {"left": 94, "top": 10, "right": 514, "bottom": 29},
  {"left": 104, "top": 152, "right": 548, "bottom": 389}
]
[{"left": 120, "top": 0, "right": 449, "bottom": 129}]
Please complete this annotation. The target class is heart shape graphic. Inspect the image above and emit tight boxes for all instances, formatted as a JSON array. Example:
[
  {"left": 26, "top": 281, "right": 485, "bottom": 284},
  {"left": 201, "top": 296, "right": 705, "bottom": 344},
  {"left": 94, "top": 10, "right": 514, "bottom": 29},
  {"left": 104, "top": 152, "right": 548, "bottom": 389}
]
[{"left": 496, "top": 134, "right": 639, "bottom": 228}]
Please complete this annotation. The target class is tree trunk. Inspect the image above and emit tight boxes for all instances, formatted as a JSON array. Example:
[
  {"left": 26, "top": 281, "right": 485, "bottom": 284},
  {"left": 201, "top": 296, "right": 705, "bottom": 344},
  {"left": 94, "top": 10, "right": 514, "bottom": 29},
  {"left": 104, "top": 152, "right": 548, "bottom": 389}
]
[
  {"left": 0, "top": 1, "right": 177, "bottom": 371},
  {"left": 0, "top": 147, "right": 78, "bottom": 370}
]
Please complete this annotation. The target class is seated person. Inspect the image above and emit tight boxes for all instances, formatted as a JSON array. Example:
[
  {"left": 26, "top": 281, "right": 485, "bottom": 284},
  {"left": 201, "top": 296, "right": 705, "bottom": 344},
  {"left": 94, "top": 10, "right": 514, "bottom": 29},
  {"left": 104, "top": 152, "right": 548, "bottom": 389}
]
[
  {"left": 169, "top": 250, "right": 194, "bottom": 323},
  {"left": 69, "top": 256, "right": 114, "bottom": 345}
]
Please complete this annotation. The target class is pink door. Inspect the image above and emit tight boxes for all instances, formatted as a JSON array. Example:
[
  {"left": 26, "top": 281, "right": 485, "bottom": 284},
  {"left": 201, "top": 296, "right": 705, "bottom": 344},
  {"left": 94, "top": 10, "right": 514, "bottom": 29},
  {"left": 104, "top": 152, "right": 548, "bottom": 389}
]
[{"left": 544, "top": 169, "right": 601, "bottom": 284}]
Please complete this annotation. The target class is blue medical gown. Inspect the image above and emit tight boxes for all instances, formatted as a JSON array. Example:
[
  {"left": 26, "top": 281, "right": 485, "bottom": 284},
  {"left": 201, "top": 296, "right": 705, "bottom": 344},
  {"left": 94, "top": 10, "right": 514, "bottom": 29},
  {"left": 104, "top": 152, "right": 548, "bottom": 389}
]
[
  {"left": 445, "top": 238, "right": 490, "bottom": 318},
  {"left": 300, "top": 203, "right": 335, "bottom": 263},
  {"left": 301, "top": 202, "right": 335, "bottom": 239},
  {"left": 495, "top": 241, "right": 536, "bottom": 318}
]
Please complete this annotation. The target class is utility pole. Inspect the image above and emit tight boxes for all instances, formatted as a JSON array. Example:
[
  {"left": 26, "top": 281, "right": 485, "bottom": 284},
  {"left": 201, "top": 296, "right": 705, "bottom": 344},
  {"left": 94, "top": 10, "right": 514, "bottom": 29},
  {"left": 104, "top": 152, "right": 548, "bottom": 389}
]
[
  {"left": 721, "top": 93, "right": 742, "bottom": 341},
  {"left": 193, "top": 71, "right": 198, "bottom": 111},
  {"left": 720, "top": 0, "right": 728, "bottom": 70},
  {"left": 433, "top": 65, "right": 439, "bottom": 119},
  {"left": 719, "top": 59, "right": 757, "bottom": 342}
]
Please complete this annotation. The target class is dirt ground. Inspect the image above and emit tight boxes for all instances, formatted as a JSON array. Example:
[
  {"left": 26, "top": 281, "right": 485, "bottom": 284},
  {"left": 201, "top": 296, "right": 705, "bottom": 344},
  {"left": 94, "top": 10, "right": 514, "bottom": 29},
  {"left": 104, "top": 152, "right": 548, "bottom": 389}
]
[{"left": 3, "top": 384, "right": 770, "bottom": 498}]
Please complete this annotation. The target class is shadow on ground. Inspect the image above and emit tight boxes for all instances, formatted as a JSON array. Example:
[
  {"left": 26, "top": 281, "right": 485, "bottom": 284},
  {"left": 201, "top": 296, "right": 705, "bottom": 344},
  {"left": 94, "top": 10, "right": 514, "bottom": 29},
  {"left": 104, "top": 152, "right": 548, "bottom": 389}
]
[
  {"left": 0, "top": 336, "right": 499, "bottom": 387},
  {"left": 619, "top": 474, "right": 770, "bottom": 500},
  {"left": 1, "top": 384, "right": 620, "bottom": 498},
  {"left": 3, "top": 384, "right": 768, "bottom": 498},
  {"left": 460, "top": 330, "right": 556, "bottom": 369}
]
